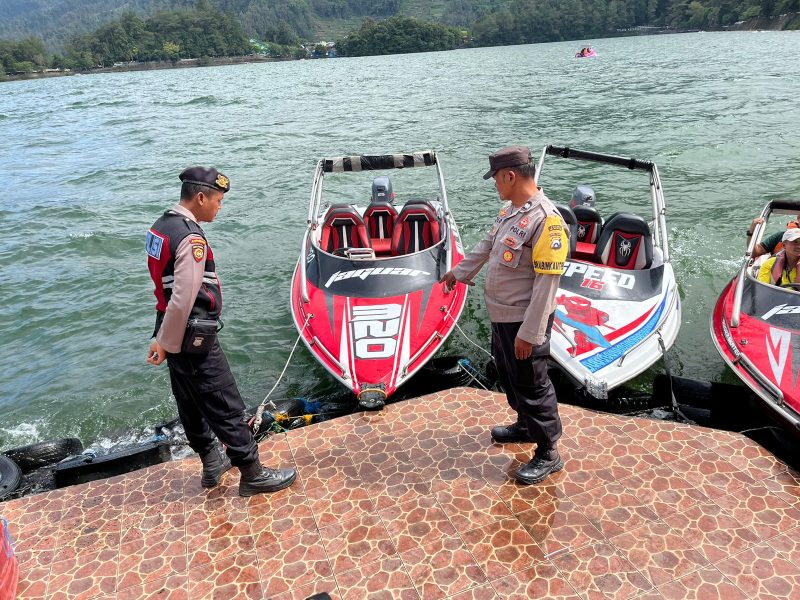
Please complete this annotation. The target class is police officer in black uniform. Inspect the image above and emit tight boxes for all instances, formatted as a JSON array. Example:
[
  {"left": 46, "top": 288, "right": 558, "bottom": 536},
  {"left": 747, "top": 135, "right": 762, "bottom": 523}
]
[{"left": 146, "top": 167, "right": 296, "bottom": 496}]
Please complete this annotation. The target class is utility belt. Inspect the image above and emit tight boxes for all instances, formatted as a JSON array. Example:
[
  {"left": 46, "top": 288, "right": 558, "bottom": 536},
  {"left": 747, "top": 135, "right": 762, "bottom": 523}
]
[{"left": 154, "top": 312, "right": 223, "bottom": 354}]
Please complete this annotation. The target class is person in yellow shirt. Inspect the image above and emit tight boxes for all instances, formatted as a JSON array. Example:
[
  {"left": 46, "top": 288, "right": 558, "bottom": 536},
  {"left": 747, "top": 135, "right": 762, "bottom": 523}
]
[{"left": 757, "top": 228, "right": 800, "bottom": 286}]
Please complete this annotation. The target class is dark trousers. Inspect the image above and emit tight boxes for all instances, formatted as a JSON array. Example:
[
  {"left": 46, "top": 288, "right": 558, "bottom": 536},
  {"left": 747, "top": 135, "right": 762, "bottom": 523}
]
[
  {"left": 166, "top": 340, "right": 258, "bottom": 467},
  {"left": 491, "top": 316, "right": 562, "bottom": 453}
]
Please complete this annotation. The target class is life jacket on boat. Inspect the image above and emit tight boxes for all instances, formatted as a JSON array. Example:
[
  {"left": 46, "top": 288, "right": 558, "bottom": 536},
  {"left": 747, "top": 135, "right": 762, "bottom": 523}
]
[
  {"left": 769, "top": 250, "right": 800, "bottom": 286},
  {"left": 146, "top": 210, "right": 222, "bottom": 320}
]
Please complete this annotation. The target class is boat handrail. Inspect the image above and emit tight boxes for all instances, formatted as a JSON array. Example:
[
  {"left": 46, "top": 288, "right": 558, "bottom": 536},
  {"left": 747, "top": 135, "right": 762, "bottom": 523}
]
[
  {"left": 544, "top": 145, "right": 655, "bottom": 172},
  {"left": 738, "top": 352, "right": 784, "bottom": 403},
  {"left": 299, "top": 227, "right": 311, "bottom": 303},
  {"left": 434, "top": 155, "right": 453, "bottom": 272},
  {"left": 401, "top": 331, "right": 443, "bottom": 377},
  {"left": 731, "top": 204, "right": 770, "bottom": 327},
  {"left": 310, "top": 336, "right": 349, "bottom": 379}
]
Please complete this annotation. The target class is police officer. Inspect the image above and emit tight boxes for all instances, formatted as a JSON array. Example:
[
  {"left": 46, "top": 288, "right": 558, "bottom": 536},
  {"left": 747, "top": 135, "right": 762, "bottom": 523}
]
[
  {"left": 440, "top": 146, "right": 568, "bottom": 485},
  {"left": 146, "top": 167, "right": 296, "bottom": 496}
]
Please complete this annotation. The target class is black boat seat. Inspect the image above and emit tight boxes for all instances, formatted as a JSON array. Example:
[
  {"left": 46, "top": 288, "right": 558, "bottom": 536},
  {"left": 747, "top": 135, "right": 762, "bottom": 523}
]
[
  {"left": 364, "top": 201, "right": 397, "bottom": 255},
  {"left": 320, "top": 204, "right": 371, "bottom": 253},
  {"left": 593, "top": 212, "right": 653, "bottom": 270},
  {"left": 391, "top": 200, "right": 441, "bottom": 255},
  {"left": 574, "top": 205, "right": 603, "bottom": 244},
  {"left": 555, "top": 204, "right": 578, "bottom": 257}
]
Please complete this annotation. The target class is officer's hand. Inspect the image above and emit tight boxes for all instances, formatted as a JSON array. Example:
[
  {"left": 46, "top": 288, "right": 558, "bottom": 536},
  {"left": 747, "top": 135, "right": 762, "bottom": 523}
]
[
  {"left": 147, "top": 340, "right": 167, "bottom": 366},
  {"left": 514, "top": 337, "right": 533, "bottom": 360},
  {"left": 439, "top": 271, "right": 458, "bottom": 292}
]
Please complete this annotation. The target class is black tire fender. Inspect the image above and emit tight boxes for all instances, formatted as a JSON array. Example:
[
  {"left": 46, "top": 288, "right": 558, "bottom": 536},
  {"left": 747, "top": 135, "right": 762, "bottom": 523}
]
[
  {"left": 0, "top": 455, "right": 21, "bottom": 500},
  {"left": 419, "top": 356, "right": 473, "bottom": 386},
  {"left": 4, "top": 438, "right": 84, "bottom": 473}
]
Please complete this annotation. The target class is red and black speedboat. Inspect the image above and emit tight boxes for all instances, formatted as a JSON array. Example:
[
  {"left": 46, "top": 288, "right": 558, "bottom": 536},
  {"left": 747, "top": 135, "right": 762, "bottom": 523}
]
[
  {"left": 290, "top": 151, "right": 468, "bottom": 409},
  {"left": 711, "top": 199, "right": 800, "bottom": 440}
]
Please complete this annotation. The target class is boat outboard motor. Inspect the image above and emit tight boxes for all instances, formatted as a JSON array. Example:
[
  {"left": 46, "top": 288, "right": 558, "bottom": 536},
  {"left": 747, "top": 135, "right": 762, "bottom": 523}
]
[
  {"left": 570, "top": 185, "right": 596, "bottom": 208},
  {"left": 372, "top": 176, "right": 394, "bottom": 203}
]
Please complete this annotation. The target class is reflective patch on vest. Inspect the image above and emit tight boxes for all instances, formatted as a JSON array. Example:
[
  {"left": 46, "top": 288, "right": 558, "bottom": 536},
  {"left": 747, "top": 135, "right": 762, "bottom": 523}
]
[
  {"left": 146, "top": 230, "right": 165, "bottom": 260},
  {"left": 192, "top": 244, "right": 205, "bottom": 262},
  {"left": 533, "top": 215, "right": 568, "bottom": 274}
]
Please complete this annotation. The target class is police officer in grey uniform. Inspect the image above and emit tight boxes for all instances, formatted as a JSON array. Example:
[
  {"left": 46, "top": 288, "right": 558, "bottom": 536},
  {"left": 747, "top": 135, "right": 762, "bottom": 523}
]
[
  {"left": 441, "top": 146, "right": 568, "bottom": 485},
  {"left": 146, "top": 167, "right": 296, "bottom": 496}
]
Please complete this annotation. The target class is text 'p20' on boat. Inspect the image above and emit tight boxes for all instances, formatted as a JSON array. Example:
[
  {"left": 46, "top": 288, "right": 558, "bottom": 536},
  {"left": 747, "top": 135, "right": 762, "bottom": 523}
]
[
  {"left": 711, "top": 199, "right": 800, "bottom": 440},
  {"left": 537, "top": 145, "right": 681, "bottom": 399},
  {"left": 290, "top": 151, "right": 469, "bottom": 410}
]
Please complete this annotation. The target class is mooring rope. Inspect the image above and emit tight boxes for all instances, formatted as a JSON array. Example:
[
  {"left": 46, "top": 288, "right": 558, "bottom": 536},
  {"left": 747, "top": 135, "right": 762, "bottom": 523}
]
[
  {"left": 441, "top": 303, "right": 494, "bottom": 360},
  {"left": 251, "top": 313, "right": 312, "bottom": 434},
  {"left": 658, "top": 332, "right": 694, "bottom": 425}
]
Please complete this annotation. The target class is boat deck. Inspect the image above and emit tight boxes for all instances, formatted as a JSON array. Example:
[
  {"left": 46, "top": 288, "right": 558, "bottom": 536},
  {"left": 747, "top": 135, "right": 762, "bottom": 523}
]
[{"left": 3, "top": 387, "right": 800, "bottom": 599}]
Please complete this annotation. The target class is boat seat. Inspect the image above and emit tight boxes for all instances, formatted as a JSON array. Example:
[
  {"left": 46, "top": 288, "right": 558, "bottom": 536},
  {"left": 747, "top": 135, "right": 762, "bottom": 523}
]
[
  {"left": 555, "top": 204, "right": 578, "bottom": 257},
  {"left": 574, "top": 205, "right": 603, "bottom": 244},
  {"left": 364, "top": 201, "right": 397, "bottom": 255},
  {"left": 319, "top": 204, "right": 371, "bottom": 254},
  {"left": 391, "top": 200, "right": 441, "bottom": 255},
  {"left": 593, "top": 212, "right": 653, "bottom": 270}
]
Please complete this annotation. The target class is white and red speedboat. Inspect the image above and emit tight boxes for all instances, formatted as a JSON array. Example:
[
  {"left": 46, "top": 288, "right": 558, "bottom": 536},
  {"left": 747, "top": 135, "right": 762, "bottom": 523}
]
[
  {"left": 711, "top": 199, "right": 800, "bottom": 440},
  {"left": 290, "top": 151, "right": 468, "bottom": 409},
  {"left": 536, "top": 146, "right": 681, "bottom": 399}
]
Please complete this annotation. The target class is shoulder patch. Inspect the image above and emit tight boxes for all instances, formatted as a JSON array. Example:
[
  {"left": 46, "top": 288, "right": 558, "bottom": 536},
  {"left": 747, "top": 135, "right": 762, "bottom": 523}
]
[
  {"left": 145, "top": 230, "right": 165, "bottom": 260},
  {"left": 189, "top": 237, "right": 206, "bottom": 246},
  {"left": 192, "top": 244, "right": 206, "bottom": 262},
  {"left": 532, "top": 215, "right": 568, "bottom": 274}
]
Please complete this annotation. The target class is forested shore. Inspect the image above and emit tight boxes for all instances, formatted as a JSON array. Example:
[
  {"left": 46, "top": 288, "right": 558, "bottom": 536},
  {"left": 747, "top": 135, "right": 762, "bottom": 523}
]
[{"left": 1, "top": 0, "right": 797, "bottom": 82}]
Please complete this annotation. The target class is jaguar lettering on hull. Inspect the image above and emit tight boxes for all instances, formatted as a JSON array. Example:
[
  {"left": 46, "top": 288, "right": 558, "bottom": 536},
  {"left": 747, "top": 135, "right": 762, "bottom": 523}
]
[
  {"left": 326, "top": 267, "right": 430, "bottom": 288},
  {"left": 562, "top": 261, "right": 636, "bottom": 290},
  {"left": 351, "top": 304, "right": 401, "bottom": 359}
]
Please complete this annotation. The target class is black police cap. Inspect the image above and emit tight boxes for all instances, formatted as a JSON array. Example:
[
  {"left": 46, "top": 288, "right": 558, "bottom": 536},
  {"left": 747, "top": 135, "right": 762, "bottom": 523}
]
[
  {"left": 482, "top": 146, "right": 532, "bottom": 180},
  {"left": 179, "top": 166, "right": 231, "bottom": 193}
]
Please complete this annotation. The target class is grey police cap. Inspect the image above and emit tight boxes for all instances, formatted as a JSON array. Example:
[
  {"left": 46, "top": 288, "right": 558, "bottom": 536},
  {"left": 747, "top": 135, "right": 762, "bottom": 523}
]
[{"left": 571, "top": 185, "right": 596, "bottom": 207}]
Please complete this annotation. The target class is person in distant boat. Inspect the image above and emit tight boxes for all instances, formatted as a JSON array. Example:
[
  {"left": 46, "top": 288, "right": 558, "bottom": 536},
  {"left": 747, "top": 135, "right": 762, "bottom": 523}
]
[
  {"left": 748, "top": 216, "right": 800, "bottom": 257},
  {"left": 756, "top": 228, "right": 800, "bottom": 286},
  {"left": 145, "top": 167, "right": 296, "bottom": 497},
  {"left": 440, "top": 146, "right": 568, "bottom": 486}
]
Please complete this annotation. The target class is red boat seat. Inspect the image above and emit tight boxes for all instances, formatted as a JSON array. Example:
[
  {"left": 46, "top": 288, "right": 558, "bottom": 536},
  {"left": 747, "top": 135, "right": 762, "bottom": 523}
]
[
  {"left": 555, "top": 204, "right": 578, "bottom": 257},
  {"left": 364, "top": 201, "right": 397, "bottom": 255},
  {"left": 574, "top": 205, "right": 603, "bottom": 244},
  {"left": 391, "top": 200, "right": 441, "bottom": 255},
  {"left": 319, "top": 204, "right": 371, "bottom": 253},
  {"left": 593, "top": 212, "right": 653, "bottom": 270}
]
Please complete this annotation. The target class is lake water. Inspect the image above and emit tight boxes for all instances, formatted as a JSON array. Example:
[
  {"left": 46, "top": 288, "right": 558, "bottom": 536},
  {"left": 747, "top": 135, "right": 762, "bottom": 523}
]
[{"left": 2, "top": 31, "right": 800, "bottom": 450}]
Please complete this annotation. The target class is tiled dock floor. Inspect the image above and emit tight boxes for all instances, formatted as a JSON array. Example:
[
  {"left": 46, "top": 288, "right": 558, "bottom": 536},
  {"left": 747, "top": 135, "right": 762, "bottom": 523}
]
[{"left": 2, "top": 387, "right": 800, "bottom": 599}]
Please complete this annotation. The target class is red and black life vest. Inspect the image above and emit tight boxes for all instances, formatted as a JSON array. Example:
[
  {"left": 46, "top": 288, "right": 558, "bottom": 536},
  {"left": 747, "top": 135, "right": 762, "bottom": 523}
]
[{"left": 146, "top": 210, "right": 222, "bottom": 320}]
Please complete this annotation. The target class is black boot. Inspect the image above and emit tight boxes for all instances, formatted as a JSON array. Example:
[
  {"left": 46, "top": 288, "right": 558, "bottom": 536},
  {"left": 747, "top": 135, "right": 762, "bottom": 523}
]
[
  {"left": 515, "top": 447, "right": 564, "bottom": 485},
  {"left": 238, "top": 461, "right": 297, "bottom": 497},
  {"left": 200, "top": 445, "right": 233, "bottom": 488},
  {"left": 490, "top": 421, "right": 534, "bottom": 444}
]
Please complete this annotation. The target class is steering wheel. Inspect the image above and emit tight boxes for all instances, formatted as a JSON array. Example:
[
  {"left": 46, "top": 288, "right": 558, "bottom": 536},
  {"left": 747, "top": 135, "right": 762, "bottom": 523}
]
[
  {"left": 332, "top": 247, "right": 353, "bottom": 257},
  {"left": 780, "top": 282, "right": 800, "bottom": 291}
]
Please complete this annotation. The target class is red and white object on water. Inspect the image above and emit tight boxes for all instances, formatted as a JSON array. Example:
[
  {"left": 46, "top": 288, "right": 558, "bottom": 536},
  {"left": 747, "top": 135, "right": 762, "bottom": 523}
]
[
  {"left": 0, "top": 517, "right": 18, "bottom": 600},
  {"left": 711, "top": 199, "right": 800, "bottom": 440},
  {"left": 290, "top": 152, "right": 468, "bottom": 409}
]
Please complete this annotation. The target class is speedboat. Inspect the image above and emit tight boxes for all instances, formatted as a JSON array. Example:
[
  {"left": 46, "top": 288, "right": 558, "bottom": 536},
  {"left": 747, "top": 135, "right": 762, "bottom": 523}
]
[
  {"left": 536, "top": 145, "right": 681, "bottom": 399},
  {"left": 290, "top": 151, "right": 469, "bottom": 410},
  {"left": 576, "top": 48, "right": 597, "bottom": 58},
  {"left": 711, "top": 199, "right": 800, "bottom": 440}
]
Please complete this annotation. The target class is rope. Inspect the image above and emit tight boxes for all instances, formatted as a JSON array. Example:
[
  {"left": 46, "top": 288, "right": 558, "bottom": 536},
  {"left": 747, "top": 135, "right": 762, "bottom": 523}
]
[
  {"left": 441, "top": 304, "right": 494, "bottom": 360},
  {"left": 658, "top": 333, "right": 694, "bottom": 425},
  {"left": 251, "top": 314, "right": 312, "bottom": 434}
]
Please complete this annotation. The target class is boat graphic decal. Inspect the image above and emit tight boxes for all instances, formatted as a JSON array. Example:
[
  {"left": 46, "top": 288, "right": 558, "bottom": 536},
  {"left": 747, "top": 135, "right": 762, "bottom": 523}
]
[
  {"left": 767, "top": 327, "right": 791, "bottom": 387},
  {"left": 578, "top": 294, "right": 667, "bottom": 372}
]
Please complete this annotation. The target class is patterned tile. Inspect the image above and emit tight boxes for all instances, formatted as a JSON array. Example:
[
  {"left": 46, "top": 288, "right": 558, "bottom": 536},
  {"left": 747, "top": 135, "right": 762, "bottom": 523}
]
[
  {"left": 305, "top": 476, "right": 375, "bottom": 528},
  {"left": 517, "top": 498, "right": 606, "bottom": 556},
  {"left": 666, "top": 450, "right": 755, "bottom": 499},
  {"left": 768, "top": 527, "right": 800, "bottom": 560},
  {"left": 319, "top": 512, "right": 397, "bottom": 574},
  {"left": 716, "top": 541, "right": 800, "bottom": 598},
  {"left": 116, "top": 572, "right": 189, "bottom": 600},
  {"left": 47, "top": 546, "right": 118, "bottom": 600},
  {"left": 652, "top": 566, "right": 748, "bottom": 600},
  {"left": 400, "top": 535, "right": 486, "bottom": 599},
  {"left": 619, "top": 465, "right": 711, "bottom": 517},
  {"left": 14, "top": 549, "right": 52, "bottom": 599},
  {"left": 610, "top": 521, "right": 710, "bottom": 587},
  {"left": 459, "top": 517, "right": 545, "bottom": 580},
  {"left": 556, "top": 450, "right": 614, "bottom": 496},
  {"left": 368, "top": 478, "right": 433, "bottom": 512},
  {"left": 712, "top": 437, "right": 790, "bottom": 481},
  {"left": 444, "top": 583, "right": 499, "bottom": 599},
  {"left": 269, "top": 577, "right": 342, "bottom": 600},
  {"left": 186, "top": 504, "right": 256, "bottom": 569},
  {"left": 553, "top": 541, "right": 653, "bottom": 599},
  {"left": 54, "top": 504, "right": 122, "bottom": 560},
  {"left": 121, "top": 500, "right": 185, "bottom": 543},
  {"left": 570, "top": 482, "right": 661, "bottom": 538},
  {"left": 116, "top": 525, "right": 187, "bottom": 591},
  {"left": 187, "top": 551, "right": 263, "bottom": 599},
  {"left": 433, "top": 478, "right": 513, "bottom": 533},
  {"left": 761, "top": 469, "right": 800, "bottom": 505},
  {"left": 490, "top": 562, "right": 582, "bottom": 599},
  {"left": 493, "top": 476, "right": 570, "bottom": 514},
  {"left": 617, "top": 419, "right": 707, "bottom": 463},
  {"left": 257, "top": 531, "right": 333, "bottom": 597},
  {"left": 334, "top": 555, "right": 418, "bottom": 599},
  {"left": 662, "top": 502, "right": 762, "bottom": 563},
  {"left": 379, "top": 494, "right": 457, "bottom": 554},
  {"left": 712, "top": 481, "right": 800, "bottom": 540},
  {"left": 247, "top": 489, "right": 316, "bottom": 548},
  {"left": 124, "top": 462, "right": 187, "bottom": 505}
]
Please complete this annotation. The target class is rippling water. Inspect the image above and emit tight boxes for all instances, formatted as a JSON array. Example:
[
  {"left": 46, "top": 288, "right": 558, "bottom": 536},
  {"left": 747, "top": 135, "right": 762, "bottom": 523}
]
[{"left": 2, "top": 31, "right": 799, "bottom": 449}]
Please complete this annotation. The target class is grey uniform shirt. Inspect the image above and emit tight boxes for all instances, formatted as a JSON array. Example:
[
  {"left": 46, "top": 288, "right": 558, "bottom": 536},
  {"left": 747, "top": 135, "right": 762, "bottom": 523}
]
[
  {"left": 452, "top": 189, "right": 567, "bottom": 346},
  {"left": 156, "top": 204, "right": 209, "bottom": 353}
]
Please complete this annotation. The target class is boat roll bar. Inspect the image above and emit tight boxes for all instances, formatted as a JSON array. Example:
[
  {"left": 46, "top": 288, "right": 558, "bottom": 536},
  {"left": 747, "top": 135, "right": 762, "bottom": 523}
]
[
  {"left": 299, "top": 151, "right": 452, "bottom": 303},
  {"left": 545, "top": 145, "right": 655, "bottom": 172},
  {"left": 731, "top": 199, "right": 800, "bottom": 327}
]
